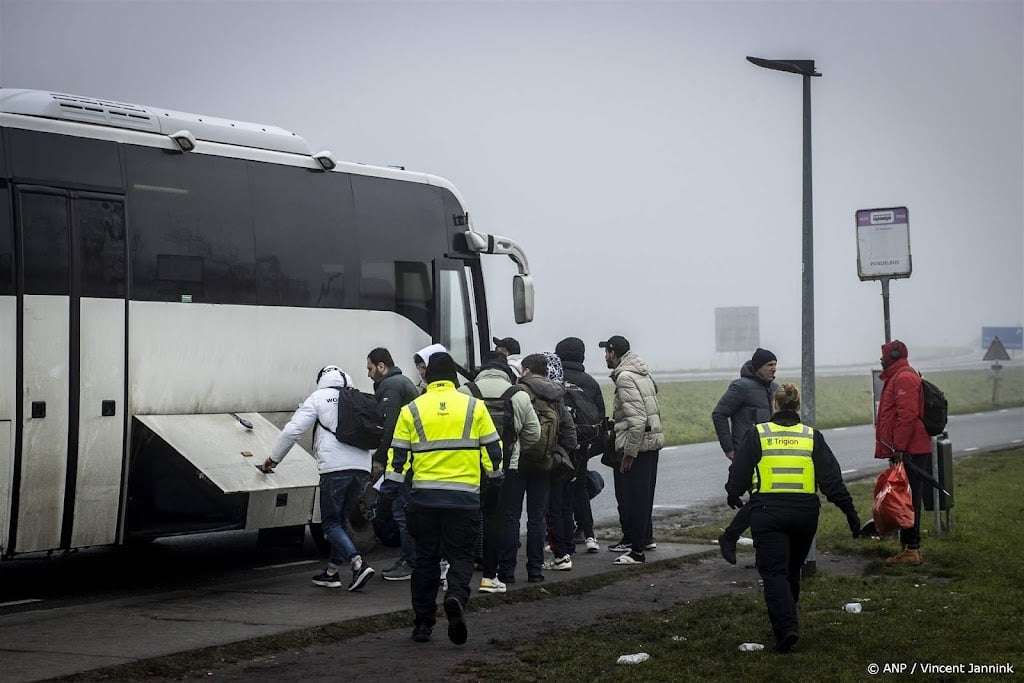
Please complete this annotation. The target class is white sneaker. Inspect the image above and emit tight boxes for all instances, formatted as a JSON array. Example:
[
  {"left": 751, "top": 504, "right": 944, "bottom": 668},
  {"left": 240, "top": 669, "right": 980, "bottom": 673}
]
[
  {"left": 613, "top": 551, "right": 646, "bottom": 565},
  {"left": 479, "top": 576, "right": 507, "bottom": 594},
  {"left": 439, "top": 559, "right": 450, "bottom": 592},
  {"left": 585, "top": 537, "right": 600, "bottom": 553},
  {"left": 542, "top": 554, "right": 573, "bottom": 571}
]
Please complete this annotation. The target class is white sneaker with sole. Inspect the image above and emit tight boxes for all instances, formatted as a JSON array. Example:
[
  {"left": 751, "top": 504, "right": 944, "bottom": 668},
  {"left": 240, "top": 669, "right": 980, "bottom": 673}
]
[
  {"left": 542, "top": 554, "right": 573, "bottom": 571},
  {"left": 585, "top": 537, "right": 600, "bottom": 553},
  {"left": 479, "top": 576, "right": 507, "bottom": 593}
]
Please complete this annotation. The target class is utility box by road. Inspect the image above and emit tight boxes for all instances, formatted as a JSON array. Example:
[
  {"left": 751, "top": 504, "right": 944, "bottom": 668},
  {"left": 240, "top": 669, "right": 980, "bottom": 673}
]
[{"left": 924, "top": 433, "right": 954, "bottom": 511}]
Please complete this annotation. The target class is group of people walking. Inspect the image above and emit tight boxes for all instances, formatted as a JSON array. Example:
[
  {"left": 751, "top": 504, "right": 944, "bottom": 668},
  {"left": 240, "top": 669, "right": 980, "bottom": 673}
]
[
  {"left": 715, "top": 340, "right": 935, "bottom": 652},
  {"left": 262, "top": 334, "right": 664, "bottom": 646},
  {"left": 261, "top": 334, "right": 934, "bottom": 651}
]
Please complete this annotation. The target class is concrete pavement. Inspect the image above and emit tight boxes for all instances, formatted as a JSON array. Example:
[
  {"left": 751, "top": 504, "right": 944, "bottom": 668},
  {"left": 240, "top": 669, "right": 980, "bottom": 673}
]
[{"left": 1, "top": 538, "right": 714, "bottom": 682}]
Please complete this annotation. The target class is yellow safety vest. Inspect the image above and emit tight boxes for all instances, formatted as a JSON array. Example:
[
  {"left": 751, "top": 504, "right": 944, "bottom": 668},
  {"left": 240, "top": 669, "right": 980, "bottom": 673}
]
[
  {"left": 752, "top": 421, "right": 816, "bottom": 494},
  {"left": 387, "top": 381, "right": 501, "bottom": 497}
]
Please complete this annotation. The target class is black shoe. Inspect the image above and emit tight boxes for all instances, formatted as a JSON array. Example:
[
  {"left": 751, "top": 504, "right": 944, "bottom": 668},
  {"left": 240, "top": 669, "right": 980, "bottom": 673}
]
[
  {"left": 348, "top": 563, "right": 375, "bottom": 591},
  {"left": 607, "top": 540, "right": 631, "bottom": 553},
  {"left": 498, "top": 573, "right": 515, "bottom": 584},
  {"left": 776, "top": 631, "right": 799, "bottom": 653},
  {"left": 718, "top": 534, "right": 737, "bottom": 565},
  {"left": 527, "top": 573, "right": 545, "bottom": 583},
  {"left": 443, "top": 597, "right": 468, "bottom": 645},
  {"left": 412, "top": 623, "right": 432, "bottom": 643}
]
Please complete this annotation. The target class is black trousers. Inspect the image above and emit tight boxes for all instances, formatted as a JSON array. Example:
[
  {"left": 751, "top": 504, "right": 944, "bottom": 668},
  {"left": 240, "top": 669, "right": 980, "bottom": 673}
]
[
  {"left": 406, "top": 504, "right": 479, "bottom": 627},
  {"left": 901, "top": 453, "right": 932, "bottom": 549},
  {"left": 724, "top": 502, "right": 753, "bottom": 541},
  {"left": 750, "top": 502, "right": 819, "bottom": 640},
  {"left": 617, "top": 450, "right": 659, "bottom": 554}
]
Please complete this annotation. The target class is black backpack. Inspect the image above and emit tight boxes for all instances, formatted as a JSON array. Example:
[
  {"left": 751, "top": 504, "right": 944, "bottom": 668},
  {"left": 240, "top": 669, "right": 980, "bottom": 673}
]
[
  {"left": 894, "top": 367, "right": 948, "bottom": 437},
  {"left": 466, "top": 381, "right": 520, "bottom": 468},
  {"left": 920, "top": 378, "right": 948, "bottom": 436},
  {"left": 563, "top": 383, "right": 602, "bottom": 447},
  {"left": 321, "top": 380, "right": 385, "bottom": 450}
]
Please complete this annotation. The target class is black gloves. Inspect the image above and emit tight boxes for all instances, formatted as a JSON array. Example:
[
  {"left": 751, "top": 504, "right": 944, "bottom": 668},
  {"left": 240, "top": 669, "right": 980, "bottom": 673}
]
[
  {"left": 727, "top": 494, "right": 744, "bottom": 510},
  {"left": 846, "top": 510, "right": 862, "bottom": 538}
]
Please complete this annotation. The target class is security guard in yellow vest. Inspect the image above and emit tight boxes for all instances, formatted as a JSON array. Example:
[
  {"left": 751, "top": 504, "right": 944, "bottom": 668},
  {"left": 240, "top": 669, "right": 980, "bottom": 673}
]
[
  {"left": 725, "top": 383, "right": 860, "bottom": 652},
  {"left": 385, "top": 352, "right": 503, "bottom": 646}
]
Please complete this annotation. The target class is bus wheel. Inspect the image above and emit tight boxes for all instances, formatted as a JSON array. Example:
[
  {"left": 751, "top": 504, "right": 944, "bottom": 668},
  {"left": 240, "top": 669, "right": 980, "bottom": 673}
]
[
  {"left": 309, "top": 481, "right": 380, "bottom": 556},
  {"left": 308, "top": 522, "right": 330, "bottom": 555}
]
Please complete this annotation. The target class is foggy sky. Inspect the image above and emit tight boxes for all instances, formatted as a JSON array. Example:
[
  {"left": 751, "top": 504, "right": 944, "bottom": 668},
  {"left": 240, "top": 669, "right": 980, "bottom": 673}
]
[{"left": 2, "top": 0, "right": 1021, "bottom": 371}]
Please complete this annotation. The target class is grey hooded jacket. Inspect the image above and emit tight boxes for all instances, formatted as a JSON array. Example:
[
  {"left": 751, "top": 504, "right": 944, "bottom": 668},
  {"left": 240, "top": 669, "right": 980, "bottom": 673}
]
[{"left": 458, "top": 367, "right": 540, "bottom": 469}]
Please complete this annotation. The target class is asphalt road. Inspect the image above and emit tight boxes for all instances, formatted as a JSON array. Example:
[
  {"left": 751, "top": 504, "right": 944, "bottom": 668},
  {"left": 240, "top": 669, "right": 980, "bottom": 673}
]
[{"left": 588, "top": 407, "right": 1024, "bottom": 527}]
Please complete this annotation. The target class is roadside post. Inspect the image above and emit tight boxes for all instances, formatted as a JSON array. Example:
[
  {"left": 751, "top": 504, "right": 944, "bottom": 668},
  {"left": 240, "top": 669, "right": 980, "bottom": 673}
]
[{"left": 983, "top": 335, "right": 1012, "bottom": 405}]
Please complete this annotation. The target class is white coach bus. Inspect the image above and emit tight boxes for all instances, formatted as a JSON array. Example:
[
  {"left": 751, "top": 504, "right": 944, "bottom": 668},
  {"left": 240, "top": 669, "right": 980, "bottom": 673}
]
[{"left": 0, "top": 88, "right": 533, "bottom": 558}]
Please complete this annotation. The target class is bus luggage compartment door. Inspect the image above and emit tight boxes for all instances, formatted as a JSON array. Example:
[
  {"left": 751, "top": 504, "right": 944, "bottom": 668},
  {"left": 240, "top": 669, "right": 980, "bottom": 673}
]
[{"left": 127, "top": 413, "right": 317, "bottom": 540}]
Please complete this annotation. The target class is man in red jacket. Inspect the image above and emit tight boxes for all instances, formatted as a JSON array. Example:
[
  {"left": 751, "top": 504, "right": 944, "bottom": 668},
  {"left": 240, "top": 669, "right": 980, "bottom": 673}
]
[{"left": 874, "top": 340, "right": 932, "bottom": 565}]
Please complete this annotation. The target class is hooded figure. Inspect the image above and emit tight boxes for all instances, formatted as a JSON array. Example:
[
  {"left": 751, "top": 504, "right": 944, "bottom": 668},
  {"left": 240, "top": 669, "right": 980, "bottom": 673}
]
[
  {"left": 414, "top": 343, "right": 449, "bottom": 390},
  {"left": 267, "top": 365, "right": 370, "bottom": 473}
]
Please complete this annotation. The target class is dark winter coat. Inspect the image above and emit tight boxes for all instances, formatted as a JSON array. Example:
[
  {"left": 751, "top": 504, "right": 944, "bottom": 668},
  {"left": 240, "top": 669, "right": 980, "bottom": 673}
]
[
  {"left": 711, "top": 362, "right": 777, "bottom": 455},
  {"left": 372, "top": 366, "right": 420, "bottom": 465},
  {"left": 726, "top": 410, "right": 857, "bottom": 516},
  {"left": 561, "top": 360, "right": 607, "bottom": 422}
]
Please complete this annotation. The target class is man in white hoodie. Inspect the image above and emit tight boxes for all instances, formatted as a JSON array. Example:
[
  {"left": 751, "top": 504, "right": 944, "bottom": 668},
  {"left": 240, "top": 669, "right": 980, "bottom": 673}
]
[{"left": 261, "top": 365, "right": 376, "bottom": 591}]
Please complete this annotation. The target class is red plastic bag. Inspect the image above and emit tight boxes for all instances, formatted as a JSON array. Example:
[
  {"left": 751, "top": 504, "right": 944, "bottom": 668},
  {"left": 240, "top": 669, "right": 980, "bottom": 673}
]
[{"left": 873, "top": 462, "right": 914, "bottom": 535}]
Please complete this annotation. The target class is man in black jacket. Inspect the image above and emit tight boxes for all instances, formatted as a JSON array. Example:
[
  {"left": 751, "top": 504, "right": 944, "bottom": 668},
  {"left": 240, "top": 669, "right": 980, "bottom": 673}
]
[
  {"left": 711, "top": 347, "right": 778, "bottom": 564},
  {"left": 725, "top": 383, "right": 860, "bottom": 652},
  {"left": 367, "top": 347, "right": 420, "bottom": 580},
  {"left": 556, "top": 336, "right": 607, "bottom": 553}
]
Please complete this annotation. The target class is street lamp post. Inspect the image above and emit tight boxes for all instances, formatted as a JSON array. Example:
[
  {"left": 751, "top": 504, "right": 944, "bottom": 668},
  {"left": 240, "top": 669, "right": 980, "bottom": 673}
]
[
  {"left": 748, "top": 56, "right": 821, "bottom": 576},
  {"left": 746, "top": 57, "right": 821, "bottom": 425}
]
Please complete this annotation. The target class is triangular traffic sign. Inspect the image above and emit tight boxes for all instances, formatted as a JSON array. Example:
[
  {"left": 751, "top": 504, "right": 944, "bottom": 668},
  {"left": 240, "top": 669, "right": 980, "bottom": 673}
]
[{"left": 984, "top": 336, "right": 1012, "bottom": 361}]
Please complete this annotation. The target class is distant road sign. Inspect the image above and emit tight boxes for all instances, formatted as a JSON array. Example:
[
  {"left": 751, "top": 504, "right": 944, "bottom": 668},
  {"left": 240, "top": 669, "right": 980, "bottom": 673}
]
[
  {"left": 982, "top": 326, "right": 1023, "bottom": 350},
  {"left": 715, "top": 307, "right": 759, "bottom": 353},
  {"left": 984, "top": 337, "right": 1012, "bottom": 361},
  {"left": 856, "top": 207, "right": 911, "bottom": 280}
]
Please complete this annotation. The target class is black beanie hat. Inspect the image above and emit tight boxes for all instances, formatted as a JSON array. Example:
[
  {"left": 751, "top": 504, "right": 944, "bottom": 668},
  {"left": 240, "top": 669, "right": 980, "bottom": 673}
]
[
  {"left": 425, "top": 352, "right": 459, "bottom": 384},
  {"left": 555, "top": 336, "right": 585, "bottom": 363},
  {"left": 480, "top": 350, "right": 515, "bottom": 382},
  {"left": 751, "top": 348, "right": 777, "bottom": 371}
]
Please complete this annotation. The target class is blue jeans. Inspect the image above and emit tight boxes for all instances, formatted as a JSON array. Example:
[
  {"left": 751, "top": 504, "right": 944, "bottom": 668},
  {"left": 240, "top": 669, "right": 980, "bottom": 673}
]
[
  {"left": 393, "top": 478, "right": 416, "bottom": 564},
  {"left": 499, "top": 468, "right": 550, "bottom": 578},
  {"left": 319, "top": 469, "right": 368, "bottom": 569}
]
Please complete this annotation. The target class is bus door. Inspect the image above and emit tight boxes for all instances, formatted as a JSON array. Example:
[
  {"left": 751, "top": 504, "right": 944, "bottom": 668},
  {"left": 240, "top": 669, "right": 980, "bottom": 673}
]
[
  {"left": 435, "top": 259, "right": 478, "bottom": 371},
  {"left": 12, "top": 187, "right": 127, "bottom": 554}
]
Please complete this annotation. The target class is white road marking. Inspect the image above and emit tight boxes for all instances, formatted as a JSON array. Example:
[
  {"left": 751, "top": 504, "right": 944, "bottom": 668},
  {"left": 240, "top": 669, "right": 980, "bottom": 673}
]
[
  {"left": 833, "top": 427, "right": 848, "bottom": 431},
  {"left": 1012, "top": 439, "right": 1023, "bottom": 444},
  {"left": 841, "top": 469, "right": 857, "bottom": 475},
  {"left": 255, "top": 559, "right": 319, "bottom": 571},
  {"left": 0, "top": 599, "right": 42, "bottom": 608},
  {"left": 964, "top": 447, "right": 979, "bottom": 452}
]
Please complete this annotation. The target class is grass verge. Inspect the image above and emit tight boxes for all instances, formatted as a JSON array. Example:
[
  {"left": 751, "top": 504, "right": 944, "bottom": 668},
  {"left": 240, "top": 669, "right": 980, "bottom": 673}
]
[
  {"left": 604, "top": 366, "right": 1023, "bottom": 446},
  {"left": 458, "top": 449, "right": 1024, "bottom": 682}
]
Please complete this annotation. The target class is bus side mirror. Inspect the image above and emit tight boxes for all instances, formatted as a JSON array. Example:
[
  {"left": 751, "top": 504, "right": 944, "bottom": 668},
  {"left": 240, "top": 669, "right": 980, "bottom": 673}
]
[{"left": 513, "top": 274, "right": 534, "bottom": 324}]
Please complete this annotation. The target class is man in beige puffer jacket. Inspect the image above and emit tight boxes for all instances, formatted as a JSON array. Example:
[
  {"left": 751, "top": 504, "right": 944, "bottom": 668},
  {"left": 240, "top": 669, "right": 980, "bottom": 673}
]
[{"left": 599, "top": 335, "right": 664, "bottom": 565}]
